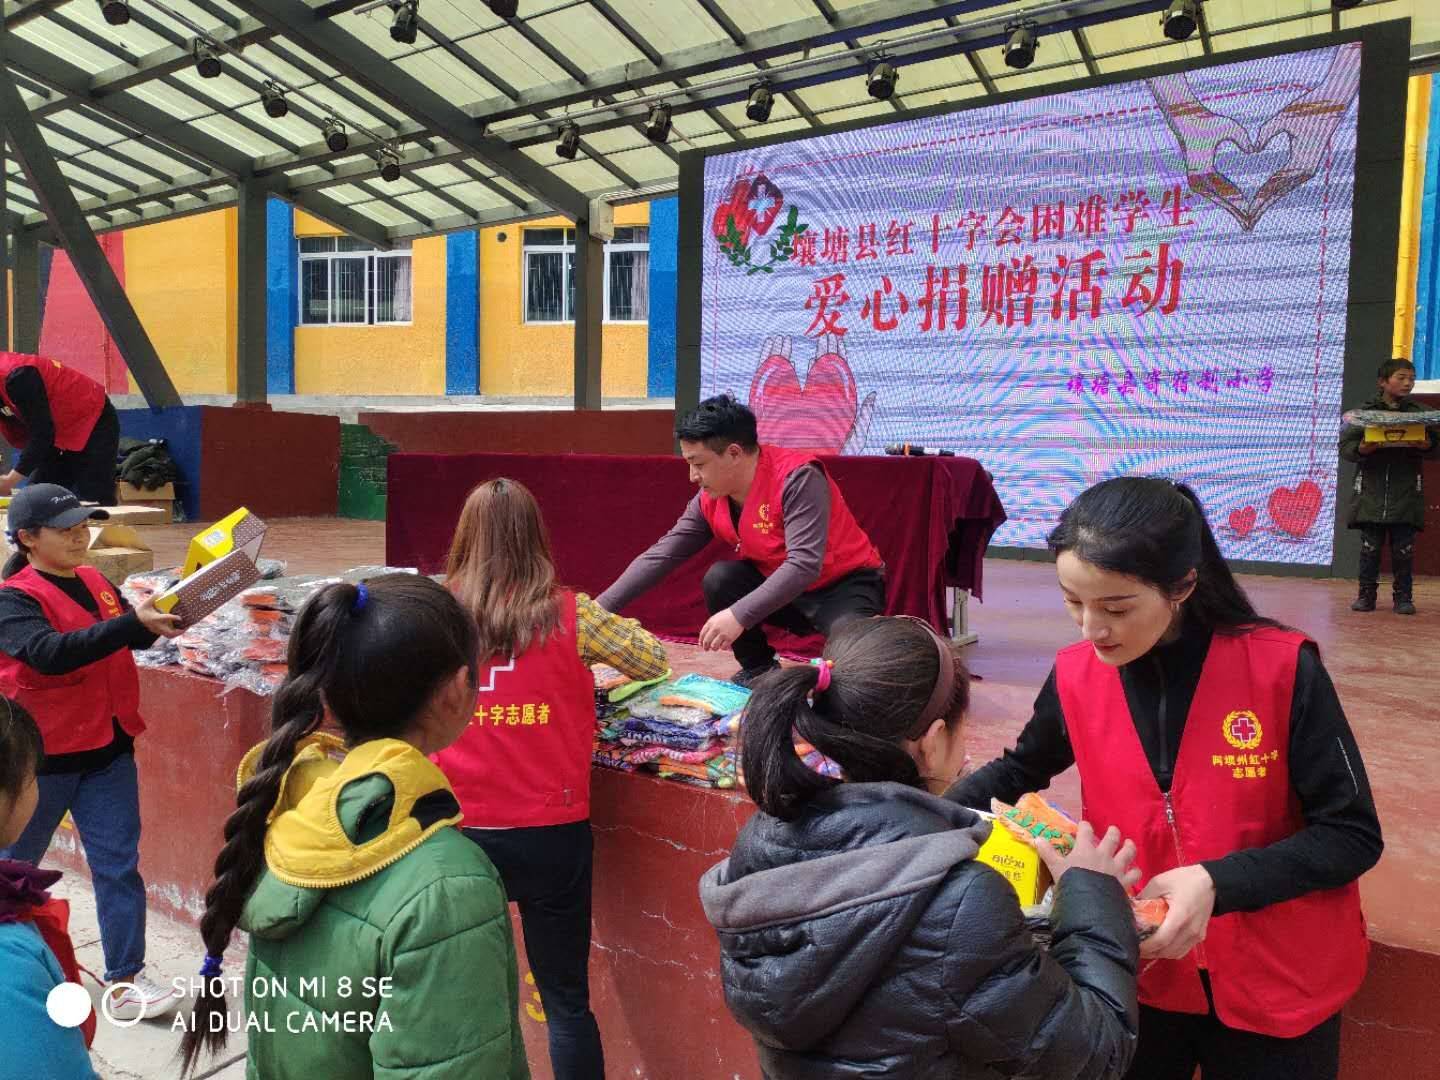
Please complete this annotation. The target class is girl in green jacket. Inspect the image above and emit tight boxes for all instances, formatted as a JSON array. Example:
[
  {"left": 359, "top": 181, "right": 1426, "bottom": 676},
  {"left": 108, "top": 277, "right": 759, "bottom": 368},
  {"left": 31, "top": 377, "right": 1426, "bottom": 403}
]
[{"left": 180, "top": 575, "right": 529, "bottom": 1079}]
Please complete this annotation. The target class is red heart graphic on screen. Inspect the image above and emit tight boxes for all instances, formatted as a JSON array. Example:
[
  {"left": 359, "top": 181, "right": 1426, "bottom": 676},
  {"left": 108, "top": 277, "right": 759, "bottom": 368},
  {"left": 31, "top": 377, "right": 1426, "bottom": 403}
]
[
  {"left": 749, "top": 347, "right": 858, "bottom": 454},
  {"left": 1228, "top": 506, "right": 1258, "bottom": 539},
  {"left": 1267, "top": 481, "right": 1322, "bottom": 538},
  {"left": 711, "top": 178, "right": 757, "bottom": 246}
]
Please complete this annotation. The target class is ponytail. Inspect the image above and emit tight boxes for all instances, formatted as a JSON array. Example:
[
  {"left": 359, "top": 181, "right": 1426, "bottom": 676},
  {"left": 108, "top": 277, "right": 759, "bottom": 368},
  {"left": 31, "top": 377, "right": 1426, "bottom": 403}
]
[
  {"left": 4, "top": 533, "right": 30, "bottom": 579},
  {"left": 741, "top": 618, "right": 967, "bottom": 821},
  {"left": 180, "top": 575, "right": 479, "bottom": 1076},
  {"left": 1172, "top": 483, "right": 1276, "bottom": 634}
]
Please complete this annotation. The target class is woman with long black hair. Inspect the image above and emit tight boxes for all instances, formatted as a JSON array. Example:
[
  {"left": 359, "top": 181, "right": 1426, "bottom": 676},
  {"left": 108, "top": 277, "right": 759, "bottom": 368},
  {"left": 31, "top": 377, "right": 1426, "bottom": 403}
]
[{"left": 948, "top": 477, "right": 1383, "bottom": 1080}]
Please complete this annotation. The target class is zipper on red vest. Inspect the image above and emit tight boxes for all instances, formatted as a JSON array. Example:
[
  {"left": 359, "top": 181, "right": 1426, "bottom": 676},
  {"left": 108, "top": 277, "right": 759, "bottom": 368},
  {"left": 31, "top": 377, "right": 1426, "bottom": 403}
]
[{"left": 1163, "top": 791, "right": 1208, "bottom": 969}]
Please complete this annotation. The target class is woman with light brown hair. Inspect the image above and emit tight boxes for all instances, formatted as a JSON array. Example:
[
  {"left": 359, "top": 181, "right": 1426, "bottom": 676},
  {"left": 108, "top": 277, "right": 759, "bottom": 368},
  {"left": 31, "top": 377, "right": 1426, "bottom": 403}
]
[{"left": 434, "top": 477, "right": 667, "bottom": 1080}]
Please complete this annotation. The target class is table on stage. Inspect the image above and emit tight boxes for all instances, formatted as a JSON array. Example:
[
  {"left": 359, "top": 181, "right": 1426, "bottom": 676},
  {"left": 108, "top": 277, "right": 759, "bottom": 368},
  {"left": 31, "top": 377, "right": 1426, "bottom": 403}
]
[{"left": 386, "top": 451, "right": 1006, "bottom": 653}]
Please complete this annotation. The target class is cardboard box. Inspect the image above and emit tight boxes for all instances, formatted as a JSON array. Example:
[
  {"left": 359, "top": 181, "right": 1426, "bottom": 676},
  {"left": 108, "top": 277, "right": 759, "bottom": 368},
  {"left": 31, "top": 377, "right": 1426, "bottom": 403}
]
[
  {"left": 117, "top": 482, "right": 176, "bottom": 523},
  {"left": 1364, "top": 423, "right": 1429, "bottom": 448},
  {"left": 96, "top": 504, "right": 169, "bottom": 527},
  {"left": 80, "top": 522, "right": 155, "bottom": 582},
  {"left": 157, "top": 510, "right": 268, "bottom": 627},
  {"left": 975, "top": 811, "right": 1053, "bottom": 907}
]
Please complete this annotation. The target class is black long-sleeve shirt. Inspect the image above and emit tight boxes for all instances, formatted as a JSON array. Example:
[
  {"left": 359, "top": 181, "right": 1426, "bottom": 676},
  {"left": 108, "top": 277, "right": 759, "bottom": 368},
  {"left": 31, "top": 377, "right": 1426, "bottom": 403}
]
[
  {"left": 4, "top": 366, "right": 57, "bottom": 477},
  {"left": 0, "top": 570, "right": 157, "bottom": 774},
  {"left": 946, "top": 618, "right": 1382, "bottom": 917}
]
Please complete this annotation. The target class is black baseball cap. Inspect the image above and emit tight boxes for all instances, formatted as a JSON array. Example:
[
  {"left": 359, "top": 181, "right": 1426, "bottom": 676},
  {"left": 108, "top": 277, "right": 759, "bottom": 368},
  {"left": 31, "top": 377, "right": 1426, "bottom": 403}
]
[{"left": 6, "top": 484, "right": 109, "bottom": 534}]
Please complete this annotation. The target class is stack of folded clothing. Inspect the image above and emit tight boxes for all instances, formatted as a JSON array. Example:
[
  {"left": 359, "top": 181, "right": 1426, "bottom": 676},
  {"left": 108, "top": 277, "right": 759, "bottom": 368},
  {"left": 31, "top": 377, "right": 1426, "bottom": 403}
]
[{"left": 591, "top": 672, "right": 750, "bottom": 789}]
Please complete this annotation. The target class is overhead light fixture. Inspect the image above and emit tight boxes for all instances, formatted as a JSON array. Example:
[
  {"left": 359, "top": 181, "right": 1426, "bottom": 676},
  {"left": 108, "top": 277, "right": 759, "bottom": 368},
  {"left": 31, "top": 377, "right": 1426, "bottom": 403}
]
[
  {"left": 98, "top": 0, "right": 130, "bottom": 25},
  {"left": 262, "top": 81, "right": 289, "bottom": 119},
  {"left": 377, "top": 145, "right": 403, "bottom": 183},
  {"left": 867, "top": 61, "right": 898, "bottom": 100},
  {"left": 644, "top": 103, "right": 672, "bottom": 143},
  {"left": 322, "top": 117, "right": 349, "bottom": 153},
  {"left": 556, "top": 122, "right": 581, "bottom": 160},
  {"left": 390, "top": 0, "right": 419, "bottom": 46},
  {"left": 1331, "top": 0, "right": 1361, "bottom": 8},
  {"left": 1162, "top": 0, "right": 1200, "bottom": 41},
  {"left": 745, "top": 83, "right": 774, "bottom": 123},
  {"left": 487, "top": 0, "right": 518, "bottom": 16},
  {"left": 1002, "top": 24, "right": 1038, "bottom": 70},
  {"left": 193, "top": 38, "right": 222, "bottom": 79}
]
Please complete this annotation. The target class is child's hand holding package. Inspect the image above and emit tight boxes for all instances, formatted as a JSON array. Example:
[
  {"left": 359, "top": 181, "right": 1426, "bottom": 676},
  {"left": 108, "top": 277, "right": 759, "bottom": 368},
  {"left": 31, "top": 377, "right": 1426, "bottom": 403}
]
[{"left": 993, "top": 794, "right": 1169, "bottom": 939}]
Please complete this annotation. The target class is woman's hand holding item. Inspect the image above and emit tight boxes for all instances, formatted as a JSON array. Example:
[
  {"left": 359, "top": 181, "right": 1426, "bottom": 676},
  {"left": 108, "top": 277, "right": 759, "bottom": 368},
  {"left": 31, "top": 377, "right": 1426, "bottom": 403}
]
[
  {"left": 1138, "top": 864, "right": 1215, "bottom": 959},
  {"left": 136, "top": 595, "right": 183, "bottom": 639}
]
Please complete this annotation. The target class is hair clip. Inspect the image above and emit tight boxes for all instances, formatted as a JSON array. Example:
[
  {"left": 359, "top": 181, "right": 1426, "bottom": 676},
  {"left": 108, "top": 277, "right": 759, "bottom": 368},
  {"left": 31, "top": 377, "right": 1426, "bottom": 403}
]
[
  {"left": 353, "top": 582, "right": 369, "bottom": 614},
  {"left": 199, "top": 953, "right": 223, "bottom": 978}
]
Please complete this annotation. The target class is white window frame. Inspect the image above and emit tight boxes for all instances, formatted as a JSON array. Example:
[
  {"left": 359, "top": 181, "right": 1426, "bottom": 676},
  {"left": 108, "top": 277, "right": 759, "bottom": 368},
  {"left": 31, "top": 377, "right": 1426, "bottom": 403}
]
[
  {"left": 521, "top": 227, "right": 650, "bottom": 326},
  {"left": 297, "top": 238, "right": 414, "bottom": 327}
]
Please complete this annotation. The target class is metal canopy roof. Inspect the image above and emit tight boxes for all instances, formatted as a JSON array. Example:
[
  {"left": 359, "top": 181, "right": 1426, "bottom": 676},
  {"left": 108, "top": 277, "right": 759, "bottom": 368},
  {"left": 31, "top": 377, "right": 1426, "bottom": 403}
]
[{"left": 3, "top": 0, "right": 1435, "bottom": 248}]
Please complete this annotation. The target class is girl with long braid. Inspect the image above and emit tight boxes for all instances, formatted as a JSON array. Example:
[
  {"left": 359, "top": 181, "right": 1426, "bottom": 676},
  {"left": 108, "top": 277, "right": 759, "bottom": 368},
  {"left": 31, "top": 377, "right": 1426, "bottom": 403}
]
[{"left": 180, "top": 575, "right": 529, "bottom": 1079}]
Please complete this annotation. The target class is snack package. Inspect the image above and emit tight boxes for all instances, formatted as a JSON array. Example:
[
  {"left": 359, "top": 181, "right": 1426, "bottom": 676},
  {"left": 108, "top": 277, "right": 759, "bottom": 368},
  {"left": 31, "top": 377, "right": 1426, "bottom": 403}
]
[{"left": 991, "top": 793, "right": 1169, "bottom": 939}]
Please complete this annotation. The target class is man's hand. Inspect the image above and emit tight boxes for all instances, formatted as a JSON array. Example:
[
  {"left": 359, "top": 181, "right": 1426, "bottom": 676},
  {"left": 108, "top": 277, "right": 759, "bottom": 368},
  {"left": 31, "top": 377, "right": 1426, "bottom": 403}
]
[
  {"left": 1356, "top": 442, "right": 1380, "bottom": 456},
  {"left": 1138, "top": 864, "right": 1216, "bottom": 960},
  {"left": 699, "top": 608, "right": 744, "bottom": 652},
  {"left": 0, "top": 470, "right": 21, "bottom": 495}
]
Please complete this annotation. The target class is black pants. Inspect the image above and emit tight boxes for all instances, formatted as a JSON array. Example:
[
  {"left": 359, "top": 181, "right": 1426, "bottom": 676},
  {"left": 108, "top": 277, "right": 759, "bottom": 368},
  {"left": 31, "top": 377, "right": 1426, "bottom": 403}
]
[
  {"left": 1357, "top": 523, "right": 1416, "bottom": 600},
  {"left": 1125, "top": 978, "right": 1341, "bottom": 1080},
  {"left": 701, "top": 561, "right": 887, "bottom": 671},
  {"left": 29, "top": 400, "right": 119, "bottom": 505},
  {"left": 465, "top": 820, "right": 602, "bottom": 1080}
]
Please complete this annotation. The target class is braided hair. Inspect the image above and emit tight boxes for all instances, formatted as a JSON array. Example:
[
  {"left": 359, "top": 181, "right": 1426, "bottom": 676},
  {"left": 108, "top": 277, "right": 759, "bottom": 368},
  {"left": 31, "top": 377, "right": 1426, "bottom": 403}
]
[{"left": 179, "top": 574, "right": 478, "bottom": 1074}]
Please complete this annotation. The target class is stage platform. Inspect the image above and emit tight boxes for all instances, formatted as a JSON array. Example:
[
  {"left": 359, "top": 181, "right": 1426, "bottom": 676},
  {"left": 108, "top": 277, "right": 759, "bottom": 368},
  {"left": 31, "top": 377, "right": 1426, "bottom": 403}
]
[{"left": 86, "top": 517, "right": 1440, "bottom": 1076}]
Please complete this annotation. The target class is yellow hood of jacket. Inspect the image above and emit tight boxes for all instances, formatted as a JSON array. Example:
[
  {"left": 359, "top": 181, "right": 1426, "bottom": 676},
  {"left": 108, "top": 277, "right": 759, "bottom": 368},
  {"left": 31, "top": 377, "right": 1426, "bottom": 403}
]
[{"left": 236, "top": 732, "right": 463, "bottom": 889}]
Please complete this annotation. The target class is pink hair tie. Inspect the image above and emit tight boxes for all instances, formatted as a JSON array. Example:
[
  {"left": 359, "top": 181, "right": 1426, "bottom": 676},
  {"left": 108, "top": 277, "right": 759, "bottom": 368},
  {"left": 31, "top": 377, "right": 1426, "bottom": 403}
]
[{"left": 810, "top": 657, "right": 834, "bottom": 693}]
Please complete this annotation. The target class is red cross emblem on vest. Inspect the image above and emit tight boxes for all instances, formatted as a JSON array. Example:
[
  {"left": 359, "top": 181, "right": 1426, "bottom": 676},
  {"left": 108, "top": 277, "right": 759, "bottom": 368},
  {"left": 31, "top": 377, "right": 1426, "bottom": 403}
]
[{"left": 1222, "top": 709, "right": 1263, "bottom": 751}]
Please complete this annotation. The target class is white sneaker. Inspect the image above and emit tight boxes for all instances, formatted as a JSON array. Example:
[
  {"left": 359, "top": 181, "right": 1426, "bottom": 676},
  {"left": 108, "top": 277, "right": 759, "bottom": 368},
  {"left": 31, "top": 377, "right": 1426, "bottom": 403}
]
[{"left": 106, "top": 972, "right": 182, "bottom": 1021}]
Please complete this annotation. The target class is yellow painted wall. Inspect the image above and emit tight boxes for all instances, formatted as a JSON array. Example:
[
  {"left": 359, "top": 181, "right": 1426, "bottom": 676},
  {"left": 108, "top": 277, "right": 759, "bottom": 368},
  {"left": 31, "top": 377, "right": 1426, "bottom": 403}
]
[
  {"left": 479, "top": 203, "right": 650, "bottom": 398},
  {"left": 292, "top": 220, "right": 447, "bottom": 395},
  {"left": 122, "top": 209, "right": 236, "bottom": 395}
]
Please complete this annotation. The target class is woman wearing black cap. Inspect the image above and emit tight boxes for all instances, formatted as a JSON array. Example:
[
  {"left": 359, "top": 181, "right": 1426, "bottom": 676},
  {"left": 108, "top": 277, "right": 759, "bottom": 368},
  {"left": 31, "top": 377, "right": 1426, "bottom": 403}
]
[{"left": 0, "top": 483, "right": 183, "bottom": 1022}]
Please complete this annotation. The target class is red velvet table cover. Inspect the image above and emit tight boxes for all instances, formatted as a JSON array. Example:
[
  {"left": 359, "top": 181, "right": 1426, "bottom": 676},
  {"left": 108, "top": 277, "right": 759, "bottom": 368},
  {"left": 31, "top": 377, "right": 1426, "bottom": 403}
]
[{"left": 386, "top": 452, "right": 1005, "bottom": 655}]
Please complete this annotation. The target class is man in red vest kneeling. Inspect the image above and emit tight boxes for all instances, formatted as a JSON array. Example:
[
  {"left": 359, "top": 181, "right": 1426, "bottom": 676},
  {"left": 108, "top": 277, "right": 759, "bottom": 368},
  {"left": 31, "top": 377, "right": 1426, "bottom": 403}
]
[
  {"left": 598, "top": 395, "right": 885, "bottom": 685},
  {"left": 0, "top": 353, "right": 119, "bottom": 506}
]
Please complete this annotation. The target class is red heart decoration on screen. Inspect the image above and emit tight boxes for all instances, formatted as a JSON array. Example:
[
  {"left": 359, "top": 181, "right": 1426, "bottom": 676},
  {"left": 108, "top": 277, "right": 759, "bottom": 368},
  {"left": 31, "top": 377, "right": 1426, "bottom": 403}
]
[
  {"left": 1228, "top": 506, "right": 1257, "bottom": 539},
  {"left": 1267, "top": 481, "right": 1322, "bottom": 538},
  {"left": 749, "top": 348, "right": 857, "bottom": 455}
]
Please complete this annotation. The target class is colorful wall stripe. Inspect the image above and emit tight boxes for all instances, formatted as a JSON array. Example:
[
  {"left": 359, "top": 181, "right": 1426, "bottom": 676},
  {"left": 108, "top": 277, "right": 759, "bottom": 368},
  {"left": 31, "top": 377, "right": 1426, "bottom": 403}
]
[
  {"left": 445, "top": 229, "right": 479, "bottom": 395},
  {"left": 266, "top": 198, "right": 296, "bottom": 395},
  {"left": 647, "top": 196, "right": 678, "bottom": 398},
  {"left": 1395, "top": 76, "right": 1429, "bottom": 360},
  {"left": 1416, "top": 74, "right": 1440, "bottom": 381}
]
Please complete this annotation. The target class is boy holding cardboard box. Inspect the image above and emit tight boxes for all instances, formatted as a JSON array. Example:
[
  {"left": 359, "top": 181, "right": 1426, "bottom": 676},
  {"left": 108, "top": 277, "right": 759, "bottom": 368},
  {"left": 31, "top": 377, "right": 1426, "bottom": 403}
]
[{"left": 1338, "top": 357, "right": 1440, "bottom": 615}]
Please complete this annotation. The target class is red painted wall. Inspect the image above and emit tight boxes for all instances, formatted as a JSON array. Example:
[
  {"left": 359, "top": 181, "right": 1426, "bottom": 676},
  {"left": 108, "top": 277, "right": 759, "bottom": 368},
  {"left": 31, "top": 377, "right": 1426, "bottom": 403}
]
[
  {"left": 356, "top": 409, "right": 675, "bottom": 456},
  {"left": 36, "top": 238, "right": 130, "bottom": 393},
  {"left": 1412, "top": 391, "right": 1439, "bottom": 576},
  {"left": 198, "top": 406, "right": 339, "bottom": 519}
]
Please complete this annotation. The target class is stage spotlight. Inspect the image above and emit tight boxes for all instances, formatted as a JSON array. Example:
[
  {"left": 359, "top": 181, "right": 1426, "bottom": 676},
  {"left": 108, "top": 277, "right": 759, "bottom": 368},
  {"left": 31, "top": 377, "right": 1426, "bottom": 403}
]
[
  {"left": 378, "top": 146, "right": 403, "bottom": 183},
  {"left": 644, "top": 103, "right": 672, "bottom": 143},
  {"left": 193, "top": 38, "right": 222, "bottom": 79},
  {"left": 1002, "top": 24, "right": 1038, "bottom": 70},
  {"left": 867, "top": 61, "right": 898, "bottom": 100},
  {"left": 1331, "top": 0, "right": 1361, "bottom": 8},
  {"left": 556, "top": 123, "right": 580, "bottom": 160},
  {"left": 1162, "top": 0, "right": 1200, "bottom": 41},
  {"left": 262, "top": 81, "right": 289, "bottom": 119},
  {"left": 98, "top": 0, "right": 130, "bottom": 25},
  {"left": 322, "top": 117, "right": 349, "bottom": 153},
  {"left": 390, "top": 1, "right": 419, "bottom": 45},
  {"left": 745, "top": 83, "right": 774, "bottom": 123},
  {"left": 487, "top": 0, "right": 518, "bottom": 16}
]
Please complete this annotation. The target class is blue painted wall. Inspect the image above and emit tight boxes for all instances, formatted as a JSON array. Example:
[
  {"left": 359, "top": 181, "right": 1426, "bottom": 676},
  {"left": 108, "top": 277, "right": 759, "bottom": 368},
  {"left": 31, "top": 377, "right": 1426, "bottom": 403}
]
[
  {"left": 1416, "top": 76, "right": 1440, "bottom": 381},
  {"left": 445, "top": 230, "right": 479, "bottom": 395},
  {"left": 647, "top": 197, "right": 678, "bottom": 398},
  {"left": 117, "top": 406, "right": 203, "bottom": 522},
  {"left": 266, "top": 199, "right": 296, "bottom": 395}
]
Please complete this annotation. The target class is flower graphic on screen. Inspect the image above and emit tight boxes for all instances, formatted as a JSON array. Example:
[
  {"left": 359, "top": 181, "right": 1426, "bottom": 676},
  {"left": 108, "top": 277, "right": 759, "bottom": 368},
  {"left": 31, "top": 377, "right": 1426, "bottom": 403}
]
[
  {"left": 712, "top": 173, "right": 811, "bottom": 275},
  {"left": 1149, "top": 41, "right": 1359, "bottom": 232}
]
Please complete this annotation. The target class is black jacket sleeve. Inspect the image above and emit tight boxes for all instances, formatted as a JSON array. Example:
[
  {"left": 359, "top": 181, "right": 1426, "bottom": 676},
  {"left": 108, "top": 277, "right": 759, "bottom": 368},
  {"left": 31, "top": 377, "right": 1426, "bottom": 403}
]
[
  {"left": 944, "top": 667, "right": 1076, "bottom": 809},
  {"left": 1200, "top": 645, "right": 1383, "bottom": 915},
  {"left": 0, "top": 588, "right": 158, "bottom": 676},
  {"left": 6, "top": 367, "right": 56, "bottom": 477},
  {"left": 945, "top": 866, "right": 1139, "bottom": 1080}
]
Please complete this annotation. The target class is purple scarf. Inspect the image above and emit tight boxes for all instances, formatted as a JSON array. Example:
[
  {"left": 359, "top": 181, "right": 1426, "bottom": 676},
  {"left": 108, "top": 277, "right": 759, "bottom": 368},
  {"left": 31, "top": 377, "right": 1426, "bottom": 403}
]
[{"left": 0, "top": 859, "right": 61, "bottom": 924}]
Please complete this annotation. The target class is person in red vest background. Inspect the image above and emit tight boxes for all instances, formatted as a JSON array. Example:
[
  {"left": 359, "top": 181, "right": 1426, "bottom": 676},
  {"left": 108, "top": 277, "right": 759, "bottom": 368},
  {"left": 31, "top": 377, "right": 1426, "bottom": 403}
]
[
  {"left": 947, "top": 477, "right": 1382, "bottom": 1080},
  {"left": 0, "top": 353, "right": 119, "bottom": 506},
  {"left": 598, "top": 395, "right": 886, "bottom": 685},
  {"left": 435, "top": 477, "right": 668, "bottom": 1080},
  {"left": 0, "top": 484, "right": 184, "bottom": 1024}
]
